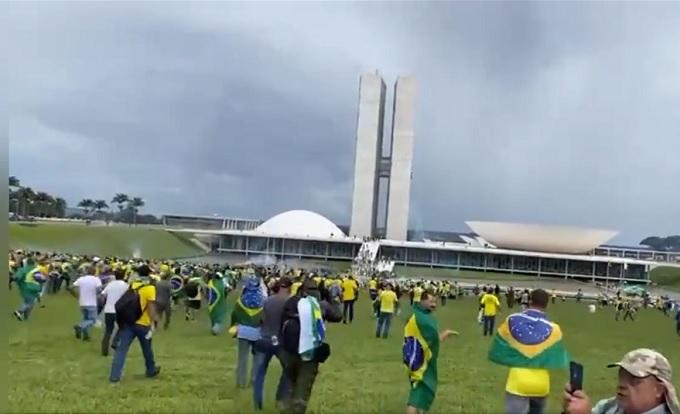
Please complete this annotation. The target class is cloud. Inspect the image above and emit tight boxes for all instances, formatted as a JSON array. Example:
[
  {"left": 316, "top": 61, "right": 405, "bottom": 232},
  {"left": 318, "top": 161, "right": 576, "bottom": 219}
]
[{"left": 8, "top": 2, "right": 680, "bottom": 244}]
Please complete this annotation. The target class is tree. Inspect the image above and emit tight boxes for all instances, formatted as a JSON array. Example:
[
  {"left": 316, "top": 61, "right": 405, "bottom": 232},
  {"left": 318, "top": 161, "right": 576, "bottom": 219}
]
[
  {"left": 93, "top": 200, "right": 109, "bottom": 216},
  {"left": 640, "top": 235, "right": 680, "bottom": 252},
  {"left": 9, "top": 176, "right": 20, "bottom": 187},
  {"left": 78, "top": 199, "right": 95, "bottom": 215},
  {"left": 111, "top": 193, "right": 129, "bottom": 222},
  {"left": 16, "top": 187, "right": 35, "bottom": 217},
  {"left": 34, "top": 192, "right": 54, "bottom": 217},
  {"left": 54, "top": 197, "right": 67, "bottom": 218},
  {"left": 127, "top": 197, "right": 145, "bottom": 226}
]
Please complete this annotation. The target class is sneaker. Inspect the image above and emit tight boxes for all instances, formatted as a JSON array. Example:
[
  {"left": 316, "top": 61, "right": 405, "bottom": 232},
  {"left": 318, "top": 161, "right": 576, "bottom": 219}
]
[
  {"left": 13, "top": 311, "right": 23, "bottom": 321},
  {"left": 74, "top": 325, "right": 82, "bottom": 339},
  {"left": 146, "top": 366, "right": 161, "bottom": 378}
]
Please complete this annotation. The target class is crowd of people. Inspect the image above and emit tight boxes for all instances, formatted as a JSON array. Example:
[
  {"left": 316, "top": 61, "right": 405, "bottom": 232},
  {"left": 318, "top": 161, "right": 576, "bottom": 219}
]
[{"left": 9, "top": 248, "right": 680, "bottom": 414}]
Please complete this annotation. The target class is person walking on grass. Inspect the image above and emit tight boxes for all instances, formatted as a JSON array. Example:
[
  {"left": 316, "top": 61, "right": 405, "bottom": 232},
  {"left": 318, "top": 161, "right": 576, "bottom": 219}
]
[
  {"left": 341, "top": 274, "right": 358, "bottom": 324},
  {"left": 109, "top": 265, "right": 161, "bottom": 383},
  {"left": 253, "top": 277, "right": 293, "bottom": 411},
  {"left": 480, "top": 288, "right": 501, "bottom": 337},
  {"left": 488, "top": 289, "right": 570, "bottom": 414},
  {"left": 231, "top": 277, "right": 264, "bottom": 388},
  {"left": 376, "top": 283, "right": 399, "bottom": 339},
  {"left": 404, "top": 291, "right": 459, "bottom": 414},
  {"left": 100, "top": 269, "right": 128, "bottom": 356},
  {"left": 12, "top": 256, "right": 46, "bottom": 322},
  {"left": 68, "top": 264, "right": 102, "bottom": 341}
]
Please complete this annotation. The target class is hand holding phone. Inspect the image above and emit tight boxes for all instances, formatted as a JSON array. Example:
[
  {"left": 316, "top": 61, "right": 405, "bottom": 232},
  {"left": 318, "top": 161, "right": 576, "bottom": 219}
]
[{"left": 569, "top": 361, "right": 584, "bottom": 393}]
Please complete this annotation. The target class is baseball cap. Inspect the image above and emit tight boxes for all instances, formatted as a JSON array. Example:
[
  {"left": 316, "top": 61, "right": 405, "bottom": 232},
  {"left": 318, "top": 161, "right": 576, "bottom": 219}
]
[{"left": 608, "top": 348, "right": 679, "bottom": 414}]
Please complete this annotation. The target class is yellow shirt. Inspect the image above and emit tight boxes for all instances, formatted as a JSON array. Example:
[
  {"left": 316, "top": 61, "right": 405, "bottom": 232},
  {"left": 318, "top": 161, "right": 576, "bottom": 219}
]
[
  {"left": 506, "top": 368, "right": 550, "bottom": 397},
  {"left": 413, "top": 287, "right": 424, "bottom": 302},
  {"left": 480, "top": 293, "right": 500, "bottom": 316},
  {"left": 131, "top": 282, "right": 156, "bottom": 327},
  {"left": 291, "top": 282, "right": 302, "bottom": 296},
  {"left": 379, "top": 290, "right": 398, "bottom": 313},
  {"left": 369, "top": 279, "right": 378, "bottom": 290},
  {"left": 342, "top": 278, "right": 358, "bottom": 301}
]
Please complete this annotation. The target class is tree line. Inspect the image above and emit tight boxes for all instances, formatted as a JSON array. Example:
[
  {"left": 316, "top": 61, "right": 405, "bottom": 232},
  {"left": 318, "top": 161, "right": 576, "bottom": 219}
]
[
  {"left": 639, "top": 235, "right": 680, "bottom": 252},
  {"left": 9, "top": 176, "right": 158, "bottom": 225}
]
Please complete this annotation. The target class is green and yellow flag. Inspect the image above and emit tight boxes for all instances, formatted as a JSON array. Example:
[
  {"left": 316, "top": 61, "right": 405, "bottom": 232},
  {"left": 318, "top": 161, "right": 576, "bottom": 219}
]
[
  {"left": 488, "top": 309, "right": 569, "bottom": 369},
  {"left": 403, "top": 304, "right": 439, "bottom": 393}
]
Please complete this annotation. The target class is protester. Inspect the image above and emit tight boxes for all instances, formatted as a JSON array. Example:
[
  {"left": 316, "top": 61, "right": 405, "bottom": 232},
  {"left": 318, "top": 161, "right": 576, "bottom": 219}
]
[
  {"left": 376, "top": 283, "right": 399, "bottom": 339},
  {"left": 109, "top": 265, "right": 161, "bottom": 382},
  {"left": 403, "top": 290, "right": 458, "bottom": 414},
  {"left": 100, "top": 269, "right": 128, "bottom": 356},
  {"left": 253, "top": 277, "right": 292, "bottom": 410},
  {"left": 675, "top": 306, "right": 680, "bottom": 336},
  {"left": 154, "top": 273, "right": 172, "bottom": 330},
  {"left": 563, "top": 348, "right": 679, "bottom": 414},
  {"left": 206, "top": 272, "right": 228, "bottom": 335},
  {"left": 341, "top": 274, "right": 358, "bottom": 324},
  {"left": 231, "top": 277, "right": 264, "bottom": 388},
  {"left": 68, "top": 264, "right": 102, "bottom": 341},
  {"left": 279, "top": 278, "right": 342, "bottom": 414},
  {"left": 12, "top": 256, "right": 46, "bottom": 321},
  {"left": 489, "top": 289, "right": 570, "bottom": 414},
  {"left": 480, "top": 289, "right": 501, "bottom": 336}
]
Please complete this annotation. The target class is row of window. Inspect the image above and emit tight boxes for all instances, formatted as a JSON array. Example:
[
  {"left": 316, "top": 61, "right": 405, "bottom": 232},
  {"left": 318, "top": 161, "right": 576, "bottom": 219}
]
[{"left": 217, "top": 235, "right": 648, "bottom": 279}]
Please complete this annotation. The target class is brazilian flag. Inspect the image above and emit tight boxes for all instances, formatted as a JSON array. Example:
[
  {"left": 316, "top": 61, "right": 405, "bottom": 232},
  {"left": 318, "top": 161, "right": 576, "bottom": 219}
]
[
  {"left": 488, "top": 309, "right": 570, "bottom": 369},
  {"left": 403, "top": 303, "right": 439, "bottom": 410},
  {"left": 170, "top": 275, "right": 184, "bottom": 296},
  {"left": 206, "top": 278, "right": 227, "bottom": 326}
]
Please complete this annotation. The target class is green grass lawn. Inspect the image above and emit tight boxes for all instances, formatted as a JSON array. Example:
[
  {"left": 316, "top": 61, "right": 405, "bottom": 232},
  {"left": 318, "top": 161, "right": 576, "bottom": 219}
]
[
  {"left": 9, "top": 223, "right": 204, "bottom": 259},
  {"left": 8, "top": 292, "right": 679, "bottom": 413}
]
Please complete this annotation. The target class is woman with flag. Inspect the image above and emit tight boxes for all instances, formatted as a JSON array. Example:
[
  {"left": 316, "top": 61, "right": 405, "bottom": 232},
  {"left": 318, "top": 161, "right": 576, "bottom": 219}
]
[
  {"left": 403, "top": 291, "right": 458, "bottom": 414},
  {"left": 488, "top": 288, "right": 570, "bottom": 414}
]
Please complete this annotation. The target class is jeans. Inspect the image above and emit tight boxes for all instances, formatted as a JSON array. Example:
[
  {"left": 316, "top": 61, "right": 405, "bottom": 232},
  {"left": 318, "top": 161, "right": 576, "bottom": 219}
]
[
  {"left": 101, "top": 313, "right": 121, "bottom": 356},
  {"left": 78, "top": 306, "right": 98, "bottom": 339},
  {"left": 375, "top": 312, "right": 393, "bottom": 338},
  {"left": 483, "top": 315, "right": 496, "bottom": 336},
  {"left": 253, "top": 339, "right": 290, "bottom": 410},
  {"left": 342, "top": 300, "right": 355, "bottom": 323},
  {"left": 109, "top": 324, "right": 157, "bottom": 382},
  {"left": 280, "top": 350, "right": 319, "bottom": 414},
  {"left": 505, "top": 393, "right": 546, "bottom": 414},
  {"left": 17, "top": 295, "right": 38, "bottom": 320},
  {"left": 237, "top": 339, "right": 257, "bottom": 388}
]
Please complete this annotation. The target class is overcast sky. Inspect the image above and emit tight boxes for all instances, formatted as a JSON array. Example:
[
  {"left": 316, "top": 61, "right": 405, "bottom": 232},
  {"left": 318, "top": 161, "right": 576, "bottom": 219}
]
[{"left": 8, "top": 2, "right": 680, "bottom": 244}]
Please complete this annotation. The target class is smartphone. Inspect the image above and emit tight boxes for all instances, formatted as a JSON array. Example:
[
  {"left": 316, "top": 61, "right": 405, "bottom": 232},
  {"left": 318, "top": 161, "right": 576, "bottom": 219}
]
[{"left": 570, "top": 361, "right": 584, "bottom": 392}]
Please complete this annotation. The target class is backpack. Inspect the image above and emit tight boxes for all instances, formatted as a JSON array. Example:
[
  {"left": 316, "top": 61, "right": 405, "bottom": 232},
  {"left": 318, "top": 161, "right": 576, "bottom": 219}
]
[{"left": 115, "top": 285, "right": 144, "bottom": 327}]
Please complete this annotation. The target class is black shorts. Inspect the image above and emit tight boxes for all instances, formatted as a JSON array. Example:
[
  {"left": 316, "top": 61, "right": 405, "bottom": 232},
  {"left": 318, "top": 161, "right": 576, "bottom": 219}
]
[{"left": 185, "top": 299, "right": 201, "bottom": 310}]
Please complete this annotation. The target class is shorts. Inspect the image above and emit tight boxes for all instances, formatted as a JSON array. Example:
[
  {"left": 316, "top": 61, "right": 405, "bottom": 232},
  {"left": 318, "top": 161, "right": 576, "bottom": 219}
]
[
  {"left": 185, "top": 299, "right": 201, "bottom": 310},
  {"left": 408, "top": 382, "right": 435, "bottom": 412}
]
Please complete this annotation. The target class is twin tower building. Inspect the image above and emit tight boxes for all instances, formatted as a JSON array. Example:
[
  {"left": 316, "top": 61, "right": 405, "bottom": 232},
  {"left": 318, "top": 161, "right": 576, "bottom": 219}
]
[{"left": 349, "top": 72, "right": 416, "bottom": 241}]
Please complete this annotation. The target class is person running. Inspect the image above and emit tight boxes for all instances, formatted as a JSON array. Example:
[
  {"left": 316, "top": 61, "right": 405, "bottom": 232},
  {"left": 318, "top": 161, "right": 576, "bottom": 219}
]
[
  {"left": 109, "top": 265, "right": 161, "bottom": 383},
  {"left": 376, "top": 283, "right": 399, "bottom": 339},
  {"left": 403, "top": 291, "right": 458, "bottom": 414},
  {"left": 622, "top": 301, "right": 637, "bottom": 322},
  {"left": 68, "top": 264, "right": 102, "bottom": 341},
  {"left": 341, "top": 275, "right": 358, "bottom": 324},
  {"left": 12, "top": 256, "right": 46, "bottom": 321},
  {"left": 614, "top": 298, "right": 624, "bottom": 321},
  {"left": 100, "top": 269, "right": 128, "bottom": 356},
  {"left": 231, "top": 278, "right": 265, "bottom": 388},
  {"left": 153, "top": 273, "right": 172, "bottom": 330}
]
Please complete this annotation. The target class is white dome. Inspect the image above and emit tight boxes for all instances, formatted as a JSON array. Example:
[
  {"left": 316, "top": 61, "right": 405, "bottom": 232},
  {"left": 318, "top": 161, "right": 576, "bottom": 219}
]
[
  {"left": 255, "top": 210, "right": 345, "bottom": 238},
  {"left": 466, "top": 221, "right": 618, "bottom": 254}
]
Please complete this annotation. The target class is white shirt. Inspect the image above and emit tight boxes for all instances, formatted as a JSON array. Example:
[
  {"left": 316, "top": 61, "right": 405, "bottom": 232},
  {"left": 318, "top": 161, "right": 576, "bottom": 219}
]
[
  {"left": 101, "top": 280, "right": 129, "bottom": 314},
  {"left": 73, "top": 275, "right": 102, "bottom": 307}
]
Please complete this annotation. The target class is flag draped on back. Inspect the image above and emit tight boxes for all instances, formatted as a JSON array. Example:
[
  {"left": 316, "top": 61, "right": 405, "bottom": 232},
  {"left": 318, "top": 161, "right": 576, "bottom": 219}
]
[
  {"left": 206, "top": 277, "right": 227, "bottom": 325},
  {"left": 488, "top": 309, "right": 569, "bottom": 369},
  {"left": 403, "top": 304, "right": 440, "bottom": 393},
  {"left": 298, "top": 296, "right": 326, "bottom": 361}
]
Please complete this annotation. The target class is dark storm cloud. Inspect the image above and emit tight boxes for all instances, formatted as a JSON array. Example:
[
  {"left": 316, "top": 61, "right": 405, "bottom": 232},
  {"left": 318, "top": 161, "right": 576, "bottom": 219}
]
[{"left": 8, "top": 2, "right": 680, "bottom": 243}]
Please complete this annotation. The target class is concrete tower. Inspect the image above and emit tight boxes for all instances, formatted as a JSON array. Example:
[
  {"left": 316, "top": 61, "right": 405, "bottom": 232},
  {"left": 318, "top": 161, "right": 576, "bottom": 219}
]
[
  {"left": 349, "top": 73, "right": 386, "bottom": 238},
  {"left": 385, "top": 76, "right": 416, "bottom": 241}
]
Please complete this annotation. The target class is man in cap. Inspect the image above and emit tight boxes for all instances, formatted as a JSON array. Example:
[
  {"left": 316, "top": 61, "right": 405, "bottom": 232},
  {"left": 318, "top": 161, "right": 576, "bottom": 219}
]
[{"left": 563, "top": 348, "right": 679, "bottom": 414}]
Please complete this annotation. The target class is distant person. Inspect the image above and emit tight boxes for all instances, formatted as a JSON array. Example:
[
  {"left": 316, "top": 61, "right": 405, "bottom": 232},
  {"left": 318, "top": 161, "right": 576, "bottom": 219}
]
[
  {"left": 100, "top": 269, "right": 128, "bottom": 356},
  {"left": 341, "top": 275, "right": 358, "bottom": 324},
  {"left": 576, "top": 289, "right": 583, "bottom": 303},
  {"left": 520, "top": 290, "right": 530, "bottom": 310},
  {"left": 676, "top": 306, "right": 680, "bottom": 336},
  {"left": 403, "top": 291, "right": 458, "bottom": 414},
  {"left": 109, "top": 265, "right": 161, "bottom": 383},
  {"left": 506, "top": 287, "right": 516, "bottom": 309},
  {"left": 231, "top": 278, "right": 264, "bottom": 388},
  {"left": 563, "top": 349, "right": 679, "bottom": 414},
  {"left": 154, "top": 274, "right": 172, "bottom": 330},
  {"left": 480, "top": 289, "right": 501, "bottom": 336},
  {"left": 489, "top": 289, "right": 570, "bottom": 414},
  {"left": 68, "top": 265, "right": 102, "bottom": 341},
  {"left": 551, "top": 289, "right": 557, "bottom": 304}
]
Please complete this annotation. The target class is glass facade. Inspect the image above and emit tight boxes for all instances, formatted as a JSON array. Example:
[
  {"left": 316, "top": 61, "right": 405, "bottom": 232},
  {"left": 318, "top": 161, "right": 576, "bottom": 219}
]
[{"left": 215, "top": 234, "right": 651, "bottom": 281}]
